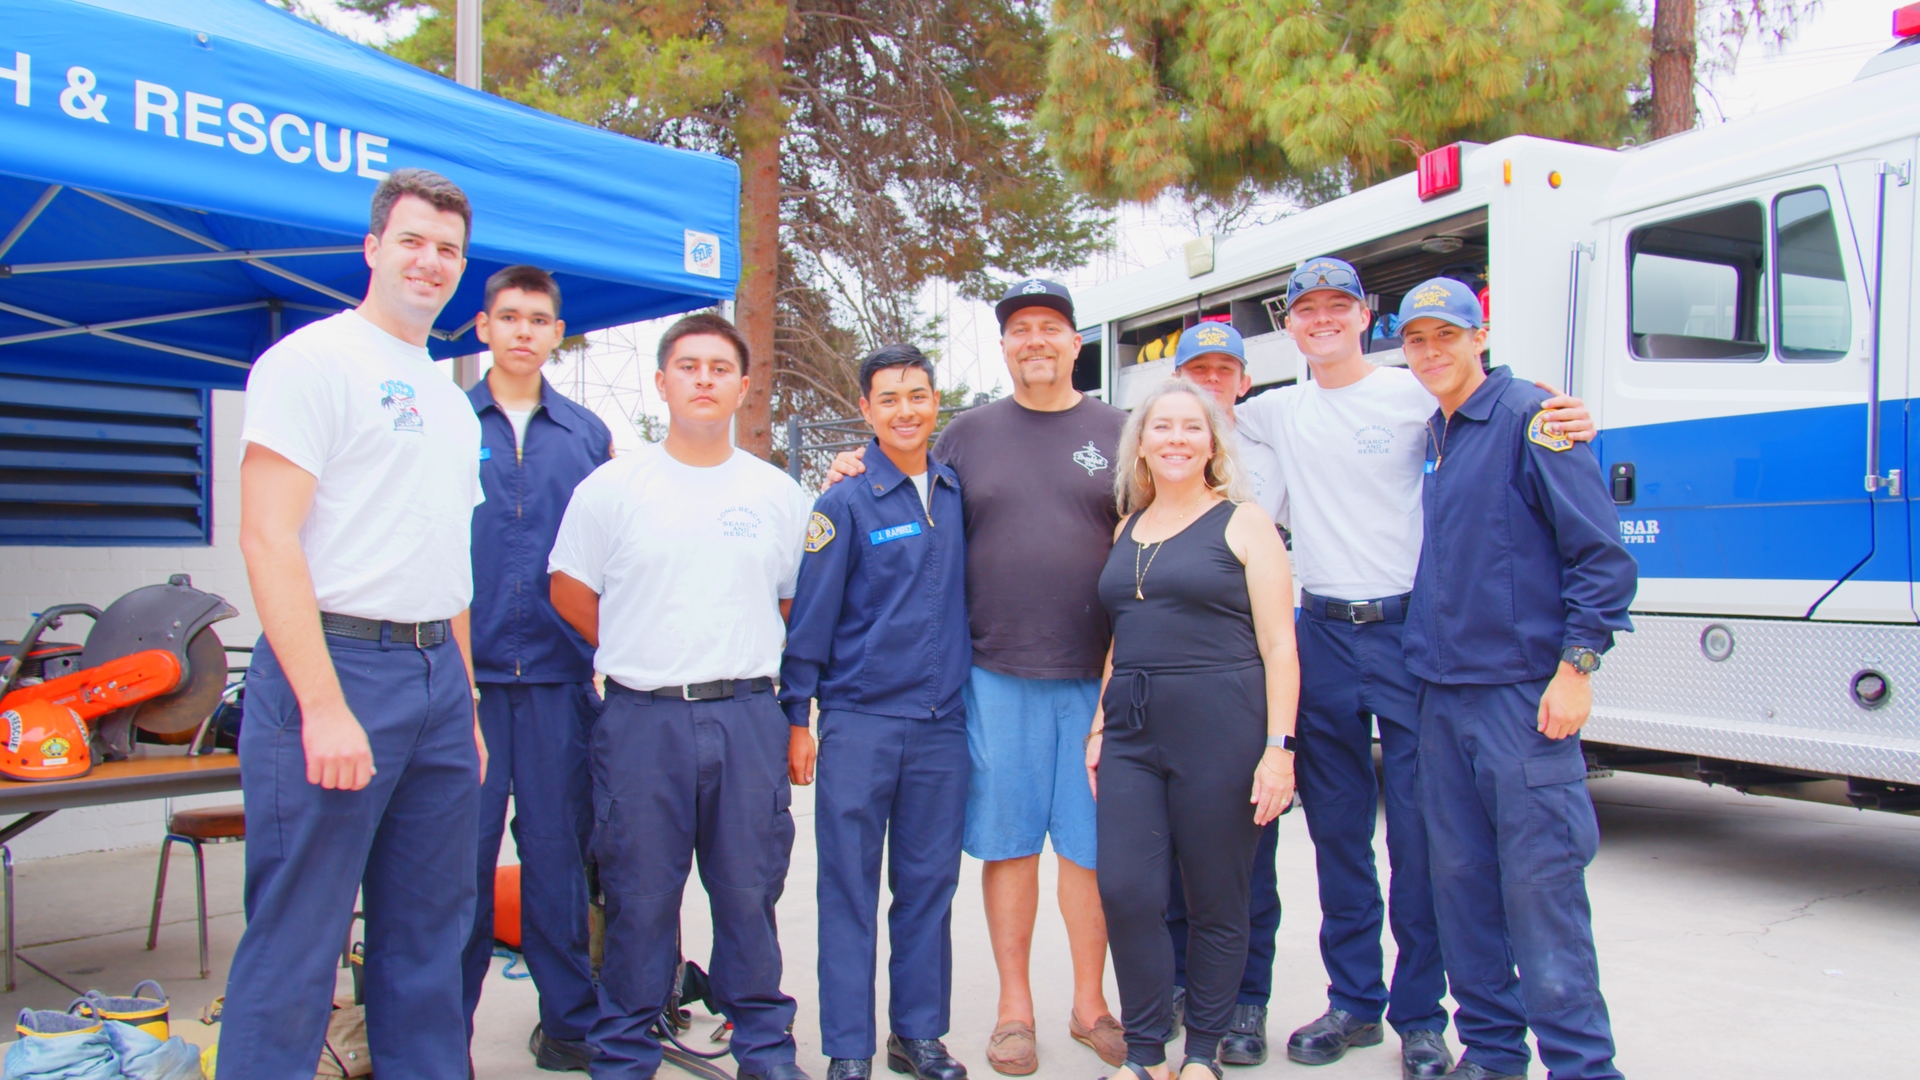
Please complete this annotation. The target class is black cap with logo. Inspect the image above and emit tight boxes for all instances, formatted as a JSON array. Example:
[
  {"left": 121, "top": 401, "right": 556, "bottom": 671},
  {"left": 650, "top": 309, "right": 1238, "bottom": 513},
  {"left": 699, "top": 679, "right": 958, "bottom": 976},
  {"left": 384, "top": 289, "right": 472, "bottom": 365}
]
[{"left": 995, "top": 278, "right": 1075, "bottom": 331}]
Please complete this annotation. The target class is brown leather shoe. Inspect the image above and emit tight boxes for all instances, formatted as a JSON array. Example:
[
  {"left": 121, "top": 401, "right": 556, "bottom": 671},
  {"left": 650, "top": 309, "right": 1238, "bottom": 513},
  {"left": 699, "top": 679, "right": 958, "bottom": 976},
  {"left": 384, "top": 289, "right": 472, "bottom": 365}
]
[
  {"left": 986, "top": 1020, "right": 1037, "bottom": 1076},
  {"left": 1069, "top": 1012, "right": 1126, "bottom": 1068}
]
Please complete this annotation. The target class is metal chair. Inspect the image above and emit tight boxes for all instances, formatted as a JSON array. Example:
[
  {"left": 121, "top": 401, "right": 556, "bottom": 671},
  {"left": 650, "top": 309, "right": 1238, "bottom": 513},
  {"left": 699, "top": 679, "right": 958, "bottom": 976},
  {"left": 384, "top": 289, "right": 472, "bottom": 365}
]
[
  {"left": 146, "top": 799, "right": 244, "bottom": 978},
  {"left": 145, "top": 677, "right": 247, "bottom": 978}
]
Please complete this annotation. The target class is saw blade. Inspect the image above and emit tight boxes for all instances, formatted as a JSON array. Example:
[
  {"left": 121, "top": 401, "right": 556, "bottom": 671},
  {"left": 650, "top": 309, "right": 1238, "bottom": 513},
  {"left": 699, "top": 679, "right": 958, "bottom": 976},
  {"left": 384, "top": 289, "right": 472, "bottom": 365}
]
[{"left": 129, "top": 626, "right": 229, "bottom": 739}]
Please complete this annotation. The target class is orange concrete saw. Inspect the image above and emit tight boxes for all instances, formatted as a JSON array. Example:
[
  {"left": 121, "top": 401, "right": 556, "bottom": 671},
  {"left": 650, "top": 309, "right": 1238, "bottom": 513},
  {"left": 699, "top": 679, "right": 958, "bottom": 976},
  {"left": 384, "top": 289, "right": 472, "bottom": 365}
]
[{"left": 0, "top": 575, "right": 237, "bottom": 781}]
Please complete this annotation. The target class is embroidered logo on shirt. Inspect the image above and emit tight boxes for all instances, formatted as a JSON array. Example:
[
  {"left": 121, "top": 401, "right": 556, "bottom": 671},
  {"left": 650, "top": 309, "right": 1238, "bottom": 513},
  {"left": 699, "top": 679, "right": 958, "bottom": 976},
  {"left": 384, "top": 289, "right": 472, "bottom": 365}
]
[
  {"left": 870, "top": 521, "right": 922, "bottom": 545},
  {"left": 719, "top": 506, "right": 763, "bottom": 539},
  {"left": 1354, "top": 424, "right": 1393, "bottom": 455},
  {"left": 1072, "top": 441, "right": 1110, "bottom": 475},
  {"left": 1527, "top": 410, "right": 1573, "bottom": 452},
  {"left": 379, "top": 380, "right": 423, "bottom": 433},
  {"left": 805, "top": 511, "right": 837, "bottom": 552}
]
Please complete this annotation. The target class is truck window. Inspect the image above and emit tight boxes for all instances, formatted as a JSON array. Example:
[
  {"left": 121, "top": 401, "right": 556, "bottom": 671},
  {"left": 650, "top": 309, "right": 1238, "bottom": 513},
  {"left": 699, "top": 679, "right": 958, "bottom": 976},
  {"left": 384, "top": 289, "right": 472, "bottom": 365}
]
[
  {"left": 1629, "top": 201, "right": 1768, "bottom": 361},
  {"left": 1773, "top": 187, "right": 1851, "bottom": 361}
]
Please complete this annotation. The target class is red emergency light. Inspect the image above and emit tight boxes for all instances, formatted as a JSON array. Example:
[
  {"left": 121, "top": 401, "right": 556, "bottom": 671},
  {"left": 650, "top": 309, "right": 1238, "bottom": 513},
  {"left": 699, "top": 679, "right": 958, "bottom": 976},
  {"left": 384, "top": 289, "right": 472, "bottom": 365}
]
[
  {"left": 1896, "top": 2, "right": 1920, "bottom": 37},
  {"left": 1417, "top": 145, "right": 1462, "bottom": 202}
]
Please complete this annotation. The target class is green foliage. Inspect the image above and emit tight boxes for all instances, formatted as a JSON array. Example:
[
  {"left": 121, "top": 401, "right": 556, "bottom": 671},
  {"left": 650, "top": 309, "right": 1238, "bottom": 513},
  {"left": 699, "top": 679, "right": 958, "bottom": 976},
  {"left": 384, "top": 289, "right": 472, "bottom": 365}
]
[
  {"left": 346, "top": 0, "right": 1107, "bottom": 428},
  {"left": 1039, "top": 0, "right": 1647, "bottom": 202}
]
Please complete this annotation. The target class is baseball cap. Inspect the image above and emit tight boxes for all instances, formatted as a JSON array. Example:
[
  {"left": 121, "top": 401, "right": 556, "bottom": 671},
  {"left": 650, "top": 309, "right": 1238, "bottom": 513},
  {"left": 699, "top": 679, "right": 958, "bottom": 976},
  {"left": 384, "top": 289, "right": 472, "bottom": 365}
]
[
  {"left": 995, "top": 278, "right": 1075, "bottom": 331},
  {"left": 1285, "top": 257, "right": 1366, "bottom": 306},
  {"left": 1397, "top": 277, "right": 1485, "bottom": 331},
  {"left": 1172, "top": 321, "right": 1245, "bottom": 368}
]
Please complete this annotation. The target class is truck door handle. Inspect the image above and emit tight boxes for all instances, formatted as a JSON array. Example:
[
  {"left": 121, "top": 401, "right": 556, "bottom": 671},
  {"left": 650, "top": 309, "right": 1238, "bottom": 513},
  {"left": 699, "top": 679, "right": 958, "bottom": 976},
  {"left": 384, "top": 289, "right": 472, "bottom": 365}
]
[{"left": 1610, "top": 463, "right": 1635, "bottom": 505}]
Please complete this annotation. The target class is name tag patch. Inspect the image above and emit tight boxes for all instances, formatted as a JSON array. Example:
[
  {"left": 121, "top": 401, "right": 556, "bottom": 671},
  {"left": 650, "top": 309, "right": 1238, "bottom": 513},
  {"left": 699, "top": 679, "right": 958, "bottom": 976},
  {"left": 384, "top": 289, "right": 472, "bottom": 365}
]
[
  {"left": 479, "top": 447, "right": 492, "bottom": 460},
  {"left": 869, "top": 521, "right": 922, "bottom": 545}
]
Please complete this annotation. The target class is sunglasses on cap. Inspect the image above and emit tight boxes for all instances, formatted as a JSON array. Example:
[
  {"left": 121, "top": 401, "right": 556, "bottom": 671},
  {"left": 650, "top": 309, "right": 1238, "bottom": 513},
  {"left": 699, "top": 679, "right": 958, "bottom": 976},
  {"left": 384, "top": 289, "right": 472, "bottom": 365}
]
[{"left": 1289, "top": 266, "right": 1359, "bottom": 296}]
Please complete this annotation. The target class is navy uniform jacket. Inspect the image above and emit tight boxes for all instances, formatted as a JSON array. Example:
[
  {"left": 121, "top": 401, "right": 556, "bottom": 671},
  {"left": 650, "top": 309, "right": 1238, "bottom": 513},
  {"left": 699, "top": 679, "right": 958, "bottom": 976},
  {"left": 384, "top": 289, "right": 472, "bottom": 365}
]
[
  {"left": 468, "top": 376, "right": 612, "bottom": 683},
  {"left": 1403, "top": 366, "right": 1637, "bottom": 685},
  {"left": 780, "top": 438, "right": 969, "bottom": 727}
]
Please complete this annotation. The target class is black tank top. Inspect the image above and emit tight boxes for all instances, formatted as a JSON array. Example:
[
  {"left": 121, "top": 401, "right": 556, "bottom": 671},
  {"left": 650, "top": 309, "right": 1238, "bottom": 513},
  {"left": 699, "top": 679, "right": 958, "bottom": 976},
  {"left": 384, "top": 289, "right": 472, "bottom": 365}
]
[{"left": 1098, "top": 500, "right": 1259, "bottom": 672}]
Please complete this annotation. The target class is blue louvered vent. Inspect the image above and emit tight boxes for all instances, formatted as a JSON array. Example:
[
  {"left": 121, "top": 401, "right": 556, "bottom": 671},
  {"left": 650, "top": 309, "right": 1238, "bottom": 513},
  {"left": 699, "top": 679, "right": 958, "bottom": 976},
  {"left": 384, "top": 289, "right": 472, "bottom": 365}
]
[{"left": 0, "top": 372, "right": 212, "bottom": 546}]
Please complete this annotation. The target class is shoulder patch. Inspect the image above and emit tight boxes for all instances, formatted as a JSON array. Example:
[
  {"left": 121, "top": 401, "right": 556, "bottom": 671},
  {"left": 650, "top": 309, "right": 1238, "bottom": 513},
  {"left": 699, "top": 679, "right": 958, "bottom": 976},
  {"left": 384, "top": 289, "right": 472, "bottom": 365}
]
[
  {"left": 1527, "top": 410, "right": 1574, "bottom": 452},
  {"left": 805, "top": 510, "right": 837, "bottom": 552}
]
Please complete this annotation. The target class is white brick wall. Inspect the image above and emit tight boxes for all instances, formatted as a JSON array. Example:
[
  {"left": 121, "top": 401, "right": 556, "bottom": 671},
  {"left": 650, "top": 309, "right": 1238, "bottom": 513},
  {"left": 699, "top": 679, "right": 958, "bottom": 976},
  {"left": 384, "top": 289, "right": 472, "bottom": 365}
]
[{"left": 1, "top": 389, "right": 257, "bottom": 860}]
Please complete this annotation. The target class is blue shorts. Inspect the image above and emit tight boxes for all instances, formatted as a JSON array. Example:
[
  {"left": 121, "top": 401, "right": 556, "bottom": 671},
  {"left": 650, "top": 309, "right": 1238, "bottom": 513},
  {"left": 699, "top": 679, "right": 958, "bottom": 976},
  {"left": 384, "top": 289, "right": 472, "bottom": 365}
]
[{"left": 961, "top": 665, "right": 1100, "bottom": 868}]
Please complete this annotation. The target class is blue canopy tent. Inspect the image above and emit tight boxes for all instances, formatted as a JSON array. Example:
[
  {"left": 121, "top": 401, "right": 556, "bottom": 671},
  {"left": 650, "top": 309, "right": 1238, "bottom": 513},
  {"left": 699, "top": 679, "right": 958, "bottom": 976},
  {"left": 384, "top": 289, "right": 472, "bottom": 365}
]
[{"left": 0, "top": 0, "right": 741, "bottom": 391}]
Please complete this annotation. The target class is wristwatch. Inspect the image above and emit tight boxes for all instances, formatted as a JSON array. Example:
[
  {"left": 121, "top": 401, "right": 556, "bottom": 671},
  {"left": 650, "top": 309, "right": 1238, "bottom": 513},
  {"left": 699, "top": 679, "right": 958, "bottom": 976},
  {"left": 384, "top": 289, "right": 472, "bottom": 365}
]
[
  {"left": 1266, "top": 734, "right": 1299, "bottom": 752},
  {"left": 1560, "top": 646, "right": 1602, "bottom": 675}
]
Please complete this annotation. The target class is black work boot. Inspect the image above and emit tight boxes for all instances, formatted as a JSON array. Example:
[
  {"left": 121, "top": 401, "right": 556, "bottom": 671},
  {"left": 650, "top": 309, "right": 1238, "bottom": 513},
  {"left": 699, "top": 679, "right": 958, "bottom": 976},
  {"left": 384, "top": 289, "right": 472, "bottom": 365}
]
[
  {"left": 828, "top": 1059, "right": 873, "bottom": 1080},
  {"left": 1440, "top": 1062, "right": 1524, "bottom": 1080},
  {"left": 1400, "top": 1030, "right": 1453, "bottom": 1080},
  {"left": 529, "top": 1023, "right": 594, "bottom": 1072},
  {"left": 1217, "top": 1004, "right": 1268, "bottom": 1066},
  {"left": 1285, "top": 1008, "right": 1383, "bottom": 1066},
  {"left": 887, "top": 1035, "right": 968, "bottom": 1080}
]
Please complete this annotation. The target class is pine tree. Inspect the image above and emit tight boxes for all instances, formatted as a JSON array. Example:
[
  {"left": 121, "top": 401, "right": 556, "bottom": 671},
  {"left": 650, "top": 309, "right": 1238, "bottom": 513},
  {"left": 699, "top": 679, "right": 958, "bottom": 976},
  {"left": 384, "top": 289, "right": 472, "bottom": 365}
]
[
  {"left": 347, "top": 0, "right": 1106, "bottom": 459},
  {"left": 1648, "top": 1, "right": 1821, "bottom": 139},
  {"left": 1039, "top": 0, "right": 1647, "bottom": 202}
]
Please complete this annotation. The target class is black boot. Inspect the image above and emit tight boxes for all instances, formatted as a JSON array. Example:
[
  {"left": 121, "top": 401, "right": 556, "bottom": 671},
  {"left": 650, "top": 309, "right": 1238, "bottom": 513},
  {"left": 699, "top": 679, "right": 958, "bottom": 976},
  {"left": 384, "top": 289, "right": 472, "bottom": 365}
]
[
  {"left": 529, "top": 1023, "right": 594, "bottom": 1072},
  {"left": 1401, "top": 1030, "right": 1453, "bottom": 1080},
  {"left": 1285, "top": 1009, "right": 1383, "bottom": 1066},
  {"left": 1440, "top": 1062, "right": 1524, "bottom": 1080},
  {"left": 887, "top": 1035, "right": 968, "bottom": 1080},
  {"left": 828, "top": 1059, "right": 873, "bottom": 1080},
  {"left": 1217, "top": 1004, "right": 1268, "bottom": 1066}
]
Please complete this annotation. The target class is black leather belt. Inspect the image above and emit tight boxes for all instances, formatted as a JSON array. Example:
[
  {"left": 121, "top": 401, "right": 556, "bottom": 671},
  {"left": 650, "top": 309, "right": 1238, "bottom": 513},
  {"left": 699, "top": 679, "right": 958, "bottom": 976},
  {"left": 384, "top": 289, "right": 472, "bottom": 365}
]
[
  {"left": 635, "top": 677, "right": 775, "bottom": 702},
  {"left": 1300, "top": 590, "right": 1412, "bottom": 625},
  {"left": 320, "top": 612, "right": 450, "bottom": 647}
]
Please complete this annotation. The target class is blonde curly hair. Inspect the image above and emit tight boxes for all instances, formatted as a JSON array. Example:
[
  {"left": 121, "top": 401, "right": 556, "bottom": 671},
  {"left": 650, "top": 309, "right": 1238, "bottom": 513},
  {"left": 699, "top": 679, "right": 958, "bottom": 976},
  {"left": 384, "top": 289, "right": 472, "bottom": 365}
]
[{"left": 1114, "top": 378, "right": 1248, "bottom": 516}]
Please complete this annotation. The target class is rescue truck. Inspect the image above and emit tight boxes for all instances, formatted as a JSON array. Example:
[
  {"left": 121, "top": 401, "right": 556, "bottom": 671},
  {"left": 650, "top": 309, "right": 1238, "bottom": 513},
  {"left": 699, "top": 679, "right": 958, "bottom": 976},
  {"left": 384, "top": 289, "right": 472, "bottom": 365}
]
[{"left": 1071, "top": 10, "right": 1920, "bottom": 813}]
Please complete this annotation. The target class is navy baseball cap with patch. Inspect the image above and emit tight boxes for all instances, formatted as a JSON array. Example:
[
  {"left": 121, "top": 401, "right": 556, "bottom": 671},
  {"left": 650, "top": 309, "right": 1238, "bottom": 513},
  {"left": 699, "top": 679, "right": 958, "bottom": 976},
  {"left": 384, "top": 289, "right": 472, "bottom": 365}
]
[
  {"left": 996, "top": 278, "right": 1075, "bottom": 330},
  {"left": 1285, "top": 257, "right": 1365, "bottom": 306},
  {"left": 1397, "top": 276, "right": 1484, "bottom": 331},
  {"left": 1173, "top": 321, "right": 1245, "bottom": 368}
]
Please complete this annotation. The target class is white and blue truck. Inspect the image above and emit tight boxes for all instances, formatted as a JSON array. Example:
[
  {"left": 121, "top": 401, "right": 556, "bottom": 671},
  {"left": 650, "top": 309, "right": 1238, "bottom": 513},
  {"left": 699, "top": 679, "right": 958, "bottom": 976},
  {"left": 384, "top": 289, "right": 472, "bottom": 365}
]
[{"left": 1072, "top": 11, "right": 1920, "bottom": 812}]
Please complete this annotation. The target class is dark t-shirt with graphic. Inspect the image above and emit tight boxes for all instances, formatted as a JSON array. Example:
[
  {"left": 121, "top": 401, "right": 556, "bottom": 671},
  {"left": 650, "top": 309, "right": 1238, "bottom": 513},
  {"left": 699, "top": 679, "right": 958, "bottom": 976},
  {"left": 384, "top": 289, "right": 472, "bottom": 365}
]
[{"left": 934, "top": 394, "right": 1127, "bottom": 679}]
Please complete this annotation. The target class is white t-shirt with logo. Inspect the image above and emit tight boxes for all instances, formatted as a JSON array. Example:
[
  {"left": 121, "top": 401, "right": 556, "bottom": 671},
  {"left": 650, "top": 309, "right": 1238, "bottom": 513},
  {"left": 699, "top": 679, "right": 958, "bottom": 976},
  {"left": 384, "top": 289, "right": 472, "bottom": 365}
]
[
  {"left": 1235, "top": 365, "right": 1434, "bottom": 601},
  {"left": 548, "top": 443, "right": 814, "bottom": 690},
  {"left": 1232, "top": 428, "right": 1286, "bottom": 523},
  {"left": 240, "top": 311, "right": 484, "bottom": 623}
]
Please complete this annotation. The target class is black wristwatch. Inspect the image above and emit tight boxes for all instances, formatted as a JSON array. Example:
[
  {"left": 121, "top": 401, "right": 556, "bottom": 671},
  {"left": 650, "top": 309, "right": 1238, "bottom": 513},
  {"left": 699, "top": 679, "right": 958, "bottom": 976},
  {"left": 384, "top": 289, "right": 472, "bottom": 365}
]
[{"left": 1560, "top": 646, "right": 1602, "bottom": 675}]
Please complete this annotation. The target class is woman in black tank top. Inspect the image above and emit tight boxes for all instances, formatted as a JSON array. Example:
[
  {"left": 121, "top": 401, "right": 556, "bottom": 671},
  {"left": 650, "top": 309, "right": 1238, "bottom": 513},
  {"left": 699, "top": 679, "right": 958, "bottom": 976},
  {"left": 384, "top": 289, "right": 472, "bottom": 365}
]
[{"left": 1085, "top": 380, "right": 1300, "bottom": 1080}]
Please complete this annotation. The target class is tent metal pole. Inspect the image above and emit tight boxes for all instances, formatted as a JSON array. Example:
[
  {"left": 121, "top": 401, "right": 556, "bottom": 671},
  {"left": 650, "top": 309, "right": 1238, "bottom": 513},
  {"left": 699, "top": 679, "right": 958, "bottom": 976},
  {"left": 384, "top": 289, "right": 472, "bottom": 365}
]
[
  {"left": 0, "top": 300, "right": 251, "bottom": 369},
  {"left": 76, "top": 188, "right": 364, "bottom": 307},
  {"left": 456, "top": 0, "right": 482, "bottom": 89},
  {"left": 2, "top": 246, "right": 362, "bottom": 275},
  {"left": 0, "top": 185, "right": 60, "bottom": 261},
  {"left": 0, "top": 301, "right": 268, "bottom": 347}
]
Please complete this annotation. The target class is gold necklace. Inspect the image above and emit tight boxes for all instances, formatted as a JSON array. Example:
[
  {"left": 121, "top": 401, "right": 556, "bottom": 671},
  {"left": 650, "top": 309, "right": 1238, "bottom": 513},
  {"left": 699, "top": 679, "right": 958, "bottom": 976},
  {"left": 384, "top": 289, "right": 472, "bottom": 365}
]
[
  {"left": 1133, "top": 496, "right": 1206, "bottom": 599},
  {"left": 1133, "top": 537, "right": 1164, "bottom": 601}
]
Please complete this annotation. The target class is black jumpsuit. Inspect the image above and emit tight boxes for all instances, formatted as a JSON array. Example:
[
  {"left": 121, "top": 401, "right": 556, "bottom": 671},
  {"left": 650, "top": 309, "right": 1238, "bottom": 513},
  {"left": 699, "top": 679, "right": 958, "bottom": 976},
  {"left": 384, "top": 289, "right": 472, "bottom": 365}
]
[{"left": 1095, "top": 500, "right": 1269, "bottom": 1068}]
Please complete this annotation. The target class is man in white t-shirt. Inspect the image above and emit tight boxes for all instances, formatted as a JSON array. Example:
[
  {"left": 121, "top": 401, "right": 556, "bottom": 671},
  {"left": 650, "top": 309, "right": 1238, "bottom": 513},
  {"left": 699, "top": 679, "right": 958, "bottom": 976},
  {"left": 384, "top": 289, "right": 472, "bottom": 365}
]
[
  {"left": 221, "top": 169, "right": 486, "bottom": 1080},
  {"left": 549, "top": 313, "right": 815, "bottom": 1080},
  {"left": 1233, "top": 258, "right": 1594, "bottom": 1080}
]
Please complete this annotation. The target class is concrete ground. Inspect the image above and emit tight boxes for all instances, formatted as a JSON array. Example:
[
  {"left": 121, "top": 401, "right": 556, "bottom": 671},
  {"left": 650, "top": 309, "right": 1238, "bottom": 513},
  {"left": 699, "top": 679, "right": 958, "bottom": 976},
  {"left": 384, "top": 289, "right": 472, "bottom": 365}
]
[{"left": 1, "top": 771, "right": 1915, "bottom": 1078}]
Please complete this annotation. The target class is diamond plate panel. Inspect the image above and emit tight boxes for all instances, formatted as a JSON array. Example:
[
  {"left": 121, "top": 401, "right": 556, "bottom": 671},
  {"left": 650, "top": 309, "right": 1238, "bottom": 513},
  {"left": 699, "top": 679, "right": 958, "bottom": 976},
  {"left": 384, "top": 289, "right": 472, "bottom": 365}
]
[{"left": 1590, "top": 615, "right": 1920, "bottom": 784}]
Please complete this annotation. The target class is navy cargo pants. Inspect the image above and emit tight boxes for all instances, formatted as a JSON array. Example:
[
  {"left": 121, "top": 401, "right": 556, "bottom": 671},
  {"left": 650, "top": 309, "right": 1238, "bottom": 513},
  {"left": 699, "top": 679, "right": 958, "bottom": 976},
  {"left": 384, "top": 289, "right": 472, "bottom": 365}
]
[
  {"left": 463, "top": 682, "right": 602, "bottom": 1044},
  {"left": 1294, "top": 599, "right": 1447, "bottom": 1033},
  {"left": 1417, "top": 679, "right": 1622, "bottom": 1080},
  {"left": 219, "top": 632, "right": 479, "bottom": 1080},
  {"left": 589, "top": 681, "right": 799, "bottom": 1079},
  {"left": 815, "top": 708, "right": 969, "bottom": 1060}
]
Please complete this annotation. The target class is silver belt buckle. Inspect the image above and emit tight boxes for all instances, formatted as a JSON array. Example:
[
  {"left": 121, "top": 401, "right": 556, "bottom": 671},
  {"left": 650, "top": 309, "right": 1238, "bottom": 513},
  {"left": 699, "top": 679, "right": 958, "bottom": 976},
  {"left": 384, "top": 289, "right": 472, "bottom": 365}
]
[{"left": 1350, "top": 601, "right": 1382, "bottom": 624}]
